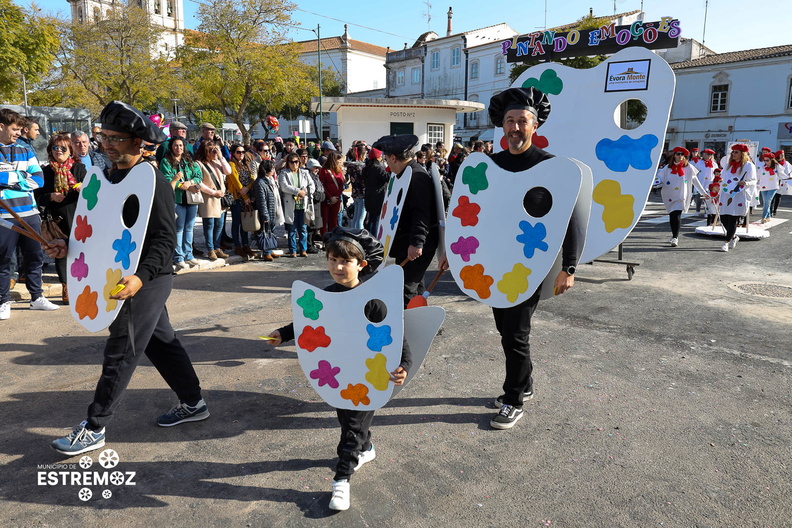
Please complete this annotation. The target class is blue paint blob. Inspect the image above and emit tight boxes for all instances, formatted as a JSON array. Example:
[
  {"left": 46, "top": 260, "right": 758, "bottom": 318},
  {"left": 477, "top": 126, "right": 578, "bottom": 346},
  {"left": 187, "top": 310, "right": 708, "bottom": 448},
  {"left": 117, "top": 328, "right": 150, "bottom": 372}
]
[
  {"left": 366, "top": 324, "right": 393, "bottom": 352},
  {"left": 515, "top": 221, "right": 549, "bottom": 259},
  {"left": 595, "top": 134, "right": 659, "bottom": 172}
]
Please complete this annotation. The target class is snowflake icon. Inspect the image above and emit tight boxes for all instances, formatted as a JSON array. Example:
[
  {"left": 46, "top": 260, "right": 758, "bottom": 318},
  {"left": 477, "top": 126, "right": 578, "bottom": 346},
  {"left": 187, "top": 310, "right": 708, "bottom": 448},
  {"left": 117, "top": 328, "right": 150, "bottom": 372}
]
[
  {"left": 78, "top": 487, "right": 92, "bottom": 501},
  {"left": 110, "top": 471, "right": 125, "bottom": 485},
  {"left": 79, "top": 455, "right": 93, "bottom": 469},
  {"left": 102, "top": 489, "right": 113, "bottom": 499},
  {"left": 98, "top": 449, "right": 119, "bottom": 468}
]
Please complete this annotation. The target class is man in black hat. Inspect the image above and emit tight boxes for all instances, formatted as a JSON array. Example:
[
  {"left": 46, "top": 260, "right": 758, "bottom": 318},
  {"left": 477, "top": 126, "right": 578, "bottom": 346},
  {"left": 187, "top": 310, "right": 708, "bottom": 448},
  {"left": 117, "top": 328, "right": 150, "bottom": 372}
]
[
  {"left": 372, "top": 134, "right": 440, "bottom": 306},
  {"left": 444, "top": 87, "right": 579, "bottom": 430},
  {"left": 45, "top": 101, "right": 209, "bottom": 456}
]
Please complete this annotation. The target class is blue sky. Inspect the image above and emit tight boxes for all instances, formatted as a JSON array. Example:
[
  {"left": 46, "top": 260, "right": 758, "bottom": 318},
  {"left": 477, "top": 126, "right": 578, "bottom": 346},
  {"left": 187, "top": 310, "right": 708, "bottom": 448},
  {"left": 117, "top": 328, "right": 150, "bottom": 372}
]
[{"left": 29, "top": 0, "right": 789, "bottom": 55}]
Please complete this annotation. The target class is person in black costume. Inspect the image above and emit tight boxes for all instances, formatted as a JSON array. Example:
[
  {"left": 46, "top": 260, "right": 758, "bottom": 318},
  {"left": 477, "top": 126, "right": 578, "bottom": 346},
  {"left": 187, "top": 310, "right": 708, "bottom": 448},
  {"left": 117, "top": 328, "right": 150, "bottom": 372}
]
[
  {"left": 46, "top": 101, "right": 208, "bottom": 456},
  {"left": 371, "top": 134, "right": 440, "bottom": 307},
  {"left": 441, "top": 87, "right": 579, "bottom": 430}
]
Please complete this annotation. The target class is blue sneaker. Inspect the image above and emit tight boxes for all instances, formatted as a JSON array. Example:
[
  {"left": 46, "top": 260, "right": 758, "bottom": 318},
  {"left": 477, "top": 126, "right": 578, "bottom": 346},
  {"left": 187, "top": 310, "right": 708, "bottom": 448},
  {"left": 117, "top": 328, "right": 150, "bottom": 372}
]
[
  {"left": 51, "top": 421, "right": 106, "bottom": 455},
  {"left": 156, "top": 399, "right": 209, "bottom": 427}
]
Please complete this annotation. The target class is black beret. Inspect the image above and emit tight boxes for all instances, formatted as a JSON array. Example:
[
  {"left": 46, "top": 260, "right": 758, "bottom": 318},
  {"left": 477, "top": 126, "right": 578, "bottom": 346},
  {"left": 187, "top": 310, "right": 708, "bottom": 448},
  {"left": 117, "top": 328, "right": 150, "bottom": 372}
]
[
  {"left": 99, "top": 101, "right": 168, "bottom": 143},
  {"left": 488, "top": 87, "right": 551, "bottom": 128},
  {"left": 371, "top": 134, "right": 419, "bottom": 156},
  {"left": 323, "top": 227, "right": 384, "bottom": 277}
]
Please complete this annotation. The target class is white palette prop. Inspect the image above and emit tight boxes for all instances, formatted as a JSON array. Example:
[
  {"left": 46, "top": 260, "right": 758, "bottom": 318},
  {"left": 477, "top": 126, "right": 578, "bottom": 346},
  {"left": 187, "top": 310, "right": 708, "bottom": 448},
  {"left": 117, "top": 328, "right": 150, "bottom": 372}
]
[
  {"left": 496, "top": 47, "right": 676, "bottom": 264},
  {"left": 291, "top": 265, "right": 443, "bottom": 410},
  {"left": 391, "top": 305, "right": 445, "bottom": 397},
  {"left": 67, "top": 164, "right": 156, "bottom": 332},
  {"left": 446, "top": 154, "right": 584, "bottom": 308},
  {"left": 694, "top": 225, "right": 770, "bottom": 240},
  {"left": 430, "top": 163, "right": 447, "bottom": 260},
  {"left": 376, "top": 165, "right": 412, "bottom": 264}
]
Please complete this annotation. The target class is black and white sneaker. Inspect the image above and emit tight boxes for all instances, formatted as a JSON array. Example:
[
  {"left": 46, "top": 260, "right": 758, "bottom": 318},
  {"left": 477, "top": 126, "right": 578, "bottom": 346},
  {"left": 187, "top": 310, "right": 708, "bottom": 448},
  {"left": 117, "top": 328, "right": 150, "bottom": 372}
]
[
  {"left": 493, "top": 386, "right": 534, "bottom": 407},
  {"left": 490, "top": 404, "right": 524, "bottom": 430},
  {"left": 156, "top": 399, "right": 209, "bottom": 427}
]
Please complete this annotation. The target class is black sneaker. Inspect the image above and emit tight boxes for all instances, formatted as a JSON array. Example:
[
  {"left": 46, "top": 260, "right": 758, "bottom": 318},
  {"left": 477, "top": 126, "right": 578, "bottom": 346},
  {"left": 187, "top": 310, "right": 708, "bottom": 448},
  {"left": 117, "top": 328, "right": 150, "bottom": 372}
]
[
  {"left": 494, "top": 386, "right": 534, "bottom": 407},
  {"left": 490, "top": 404, "right": 524, "bottom": 430}
]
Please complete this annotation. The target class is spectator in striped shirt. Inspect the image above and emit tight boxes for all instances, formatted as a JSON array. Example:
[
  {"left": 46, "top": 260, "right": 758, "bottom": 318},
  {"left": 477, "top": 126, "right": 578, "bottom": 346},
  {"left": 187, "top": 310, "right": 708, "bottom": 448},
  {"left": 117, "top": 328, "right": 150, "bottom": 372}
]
[{"left": 0, "top": 108, "right": 60, "bottom": 320}]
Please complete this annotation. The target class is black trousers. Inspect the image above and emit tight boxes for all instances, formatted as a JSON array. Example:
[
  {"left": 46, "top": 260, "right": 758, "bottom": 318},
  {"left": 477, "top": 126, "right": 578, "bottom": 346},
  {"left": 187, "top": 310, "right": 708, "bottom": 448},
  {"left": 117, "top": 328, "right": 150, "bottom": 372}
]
[
  {"left": 395, "top": 236, "right": 439, "bottom": 307},
  {"left": 668, "top": 210, "right": 682, "bottom": 237},
  {"left": 491, "top": 288, "right": 542, "bottom": 408},
  {"left": 334, "top": 409, "right": 375, "bottom": 481},
  {"left": 721, "top": 215, "right": 739, "bottom": 241},
  {"left": 770, "top": 193, "right": 781, "bottom": 215},
  {"left": 87, "top": 274, "right": 202, "bottom": 430}
]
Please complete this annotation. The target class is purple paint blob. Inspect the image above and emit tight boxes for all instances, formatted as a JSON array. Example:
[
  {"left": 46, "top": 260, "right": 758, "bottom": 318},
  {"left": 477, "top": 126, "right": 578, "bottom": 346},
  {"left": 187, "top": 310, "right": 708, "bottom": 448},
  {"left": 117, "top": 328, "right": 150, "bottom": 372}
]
[
  {"left": 70, "top": 252, "right": 89, "bottom": 281},
  {"left": 450, "top": 236, "right": 480, "bottom": 262}
]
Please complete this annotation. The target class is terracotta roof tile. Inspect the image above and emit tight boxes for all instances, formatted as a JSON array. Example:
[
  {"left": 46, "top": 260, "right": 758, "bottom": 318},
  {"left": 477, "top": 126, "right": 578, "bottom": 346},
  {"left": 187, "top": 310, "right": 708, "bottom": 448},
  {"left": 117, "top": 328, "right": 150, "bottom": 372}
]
[
  {"left": 294, "top": 37, "right": 389, "bottom": 57},
  {"left": 670, "top": 44, "right": 792, "bottom": 69}
]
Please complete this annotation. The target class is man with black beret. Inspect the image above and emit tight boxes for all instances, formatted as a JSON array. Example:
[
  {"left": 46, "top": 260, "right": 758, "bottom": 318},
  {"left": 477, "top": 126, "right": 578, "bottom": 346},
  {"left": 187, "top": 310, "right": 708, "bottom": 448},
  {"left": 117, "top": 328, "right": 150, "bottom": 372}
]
[
  {"left": 372, "top": 134, "right": 440, "bottom": 306},
  {"left": 46, "top": 101, "right": 209, "bottom": 455},
  {"left": 444, "top": 87, "right": 578, "bottom": 430}
]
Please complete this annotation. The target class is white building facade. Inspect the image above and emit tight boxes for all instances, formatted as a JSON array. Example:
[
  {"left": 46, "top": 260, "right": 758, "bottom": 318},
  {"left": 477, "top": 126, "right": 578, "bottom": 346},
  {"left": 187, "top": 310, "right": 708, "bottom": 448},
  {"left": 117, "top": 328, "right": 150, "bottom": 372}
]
[
  {"left": 67, "top": 0, "right": 184, "bottom": 57},
  {"left": 666, "top": 45, "right": 792, "bottom": 157}
]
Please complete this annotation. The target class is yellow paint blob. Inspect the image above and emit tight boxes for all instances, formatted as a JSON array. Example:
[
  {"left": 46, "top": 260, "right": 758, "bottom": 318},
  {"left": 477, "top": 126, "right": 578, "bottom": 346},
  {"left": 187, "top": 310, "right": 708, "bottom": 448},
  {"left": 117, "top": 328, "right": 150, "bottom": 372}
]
[{"left": 592, "top": 180, "right": 635, "bottom": 233}]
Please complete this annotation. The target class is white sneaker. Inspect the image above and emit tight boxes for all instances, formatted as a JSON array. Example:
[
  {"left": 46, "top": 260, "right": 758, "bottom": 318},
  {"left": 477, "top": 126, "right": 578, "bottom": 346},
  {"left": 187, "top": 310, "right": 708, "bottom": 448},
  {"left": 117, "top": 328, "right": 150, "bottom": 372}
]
[
  {"left": 354, "top": 445, "right": 376, "bottom": 472},
  {"left": 30, "top": 296, "right": 59, "bottom": 311},
  {"left": 720, "top": 242, "right": 729, "bottom": 252},
  {"left": 729, "top": 236, "right": 738, "bottom": 249},
  {"left": 0, "top": 301, "right": 11, "bottom": 320},
  {"left": 175, "top": 261, "right": 190, "bottom": 271},
  {"left": 329, "top": 479, "right": 350, "bottom": 511},
  {"left": 669, "top": 237, "right": 679, "bottom": 247},
  {"left": 186, "top": 259, "right": 201, "bottom": 267}
]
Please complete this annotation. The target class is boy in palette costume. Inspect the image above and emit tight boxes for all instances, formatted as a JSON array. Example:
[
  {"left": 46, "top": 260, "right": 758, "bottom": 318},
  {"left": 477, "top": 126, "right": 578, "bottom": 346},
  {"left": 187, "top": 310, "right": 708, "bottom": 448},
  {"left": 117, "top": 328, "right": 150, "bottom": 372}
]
[
  {"left": 442, "top": 88, "right": 579, "bottom": 430},
  {"left": 46, "top": 101, "right": 208, "bottom": 456},
  {"left": 267, "top": 228, "right": 411, "bottom": 511}
]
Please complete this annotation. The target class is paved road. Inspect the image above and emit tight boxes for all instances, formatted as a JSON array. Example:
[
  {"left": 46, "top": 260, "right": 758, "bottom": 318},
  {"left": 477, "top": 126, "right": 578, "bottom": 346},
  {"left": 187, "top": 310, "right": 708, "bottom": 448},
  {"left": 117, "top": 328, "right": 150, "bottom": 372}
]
[{"left": 1, "top": 198, "right": 790, "bottom": 527}]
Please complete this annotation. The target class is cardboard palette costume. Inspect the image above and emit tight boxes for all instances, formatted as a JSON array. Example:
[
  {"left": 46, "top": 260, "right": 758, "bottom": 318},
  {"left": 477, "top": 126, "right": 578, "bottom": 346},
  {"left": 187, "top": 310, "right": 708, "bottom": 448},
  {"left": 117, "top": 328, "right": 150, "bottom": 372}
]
[
  {"left": 288, "top": 229, "right": 445, "bottom": 410},
  {"left": 494, "top": 47, "right": 676, "bottom": 264}
]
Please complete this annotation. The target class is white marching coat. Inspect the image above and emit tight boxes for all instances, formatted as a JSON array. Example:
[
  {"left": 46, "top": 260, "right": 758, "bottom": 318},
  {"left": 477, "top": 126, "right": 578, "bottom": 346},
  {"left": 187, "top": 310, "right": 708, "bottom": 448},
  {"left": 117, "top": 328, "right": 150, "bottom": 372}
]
[
  {"left": 659, "top": 163, "right": 701, "bottom": 213},
  {"left": 717, "top": 162, "right": 757, "bottom": 216}
]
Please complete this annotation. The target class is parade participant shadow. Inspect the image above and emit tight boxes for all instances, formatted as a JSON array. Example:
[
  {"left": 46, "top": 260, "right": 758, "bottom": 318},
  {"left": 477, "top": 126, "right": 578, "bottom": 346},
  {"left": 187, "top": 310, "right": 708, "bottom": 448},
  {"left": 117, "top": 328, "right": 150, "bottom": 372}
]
[
  {"left": 171, "top": 268, "right": 329, "bottom": 296},
  {"left": 7, "top": 329, "right": 295, "bottom": 367}
]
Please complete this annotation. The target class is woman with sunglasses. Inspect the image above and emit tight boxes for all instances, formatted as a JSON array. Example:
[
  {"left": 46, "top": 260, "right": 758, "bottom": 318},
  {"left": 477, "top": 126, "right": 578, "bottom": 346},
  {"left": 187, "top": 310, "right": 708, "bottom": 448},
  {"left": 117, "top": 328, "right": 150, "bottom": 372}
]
[
  {"left": 195, "top": 140, "right": 231, "bottom": 261},
  {"left": 319, "top": 151, "right": 346, "bottom": 235},
  {"left": 657, "top": 146, "right": 705, "bottom": 247},
  {"left": 717, "top": 144, "right": 756, "bottom": 252},
  {"left": 228, "top": 144, "right": 257, "bottom": 259},
  {"left": 278, "top": 152, "right": 314, "bottom": 257},
  {"left": 35, "top": 133, "right": 87, "bottom": 303}
]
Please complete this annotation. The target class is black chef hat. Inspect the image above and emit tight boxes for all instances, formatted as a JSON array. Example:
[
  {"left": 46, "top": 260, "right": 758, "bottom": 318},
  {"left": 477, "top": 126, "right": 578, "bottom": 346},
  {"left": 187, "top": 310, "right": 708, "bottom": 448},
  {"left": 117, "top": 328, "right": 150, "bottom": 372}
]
[
  {"left": 99, "top": 101, "right": 168, "bottom": 143},
  {"left": 488, "top": 87, "right": 551, "bottom": 128},
  {"left": 371, "top": 134, "right": 420, "bottom": 157},
  {"left": 323, "top": 227, "right": 384, "bottom": 276}
]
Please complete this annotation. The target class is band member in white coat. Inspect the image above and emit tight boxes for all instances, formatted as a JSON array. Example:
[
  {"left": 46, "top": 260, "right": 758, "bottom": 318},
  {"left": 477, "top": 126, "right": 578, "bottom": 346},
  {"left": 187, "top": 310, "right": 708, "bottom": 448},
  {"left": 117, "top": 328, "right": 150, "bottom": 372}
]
[
  {"left": 657, "top": 147, "right": 704, "bottom": 247},
  {"left": 692, "top": 148, "right": 720, "bottom": 225},
  {"left": 771, "top": 150, "right": 791, "bottom": 216},
  {"left": 716, "top": 144, "right": 756, "bottom": 252}
]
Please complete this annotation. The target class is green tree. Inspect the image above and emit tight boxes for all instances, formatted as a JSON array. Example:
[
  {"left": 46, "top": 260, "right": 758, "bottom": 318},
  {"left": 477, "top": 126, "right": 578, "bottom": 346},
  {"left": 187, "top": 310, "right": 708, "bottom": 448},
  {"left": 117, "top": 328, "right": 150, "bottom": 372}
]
[
  {"left": 179, "top": 0, "right": 313, "bottom": 145},
  {"left": 54, "top": 5, "right": 171, "bottom": 114},
  {"left": 193, "top": 109, "right": 224, "bottom": 131},
  {"left": 0, "top": 0, "right": 59, "bottom": 103},
  {"left": 275, "top": 64, "right": 344, "bottom": 142}
]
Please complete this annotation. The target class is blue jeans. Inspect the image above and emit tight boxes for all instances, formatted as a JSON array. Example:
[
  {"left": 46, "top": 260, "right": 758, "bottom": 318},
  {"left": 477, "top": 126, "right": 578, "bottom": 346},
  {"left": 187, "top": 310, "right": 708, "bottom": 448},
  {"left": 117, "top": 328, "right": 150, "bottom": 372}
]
[
  {"left": 364, "top": 210, "right": 380, "bottom": 236},
  {"left": 174, "top": 203, "right": 198, "bottom": 262},
  {"left": 351, "top": 198, "right": 366, "bottom": 229},
  {"left": 202, "top": 217, "right": 224, "bottom": 251},
  {"left": 0, "top": 214, "right": 44, "bottom": 304},
  {"left": 229, "top": 201, "right": 249, "bottom": 247},
  {"left": 760, "top": 190, "right": 776, "bottom": 219},
  {"left": 286, "top": 209, "right": 308, "bottom": 253}
]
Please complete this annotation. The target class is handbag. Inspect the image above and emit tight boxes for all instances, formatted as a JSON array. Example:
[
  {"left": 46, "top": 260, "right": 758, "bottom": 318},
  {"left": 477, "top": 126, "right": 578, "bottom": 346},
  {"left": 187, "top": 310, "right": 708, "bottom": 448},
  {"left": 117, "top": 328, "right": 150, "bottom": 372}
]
[
  {"left": 41, "top": 214, "right": 67, "bottom": 241},
  {"left": 205, "top": 162, "right": 235, "bottom": 209},
  {"left": 185, "top": 189, "right": 204, "bottom": 204},
  {"left": 241, "top": 203, "right": 260, "bottom": 232},
  {"left": 257, "top": 224, "right": 278, "bottom": 251}
]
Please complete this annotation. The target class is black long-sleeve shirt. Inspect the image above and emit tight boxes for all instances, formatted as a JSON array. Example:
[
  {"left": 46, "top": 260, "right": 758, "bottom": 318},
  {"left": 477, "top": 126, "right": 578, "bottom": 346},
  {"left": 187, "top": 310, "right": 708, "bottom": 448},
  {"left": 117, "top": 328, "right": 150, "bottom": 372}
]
[
  {"left": 490, "top": 146, "right": 579, "bottom": 269},
  {"left": 109, "top": 162, "right": 177, "bottom": 283},
  {"left": 277, "top": 281, "right": 412, "bottom": 373},
  {"left": 389, "top": 160, "right": 439, "bottom": 256}
]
